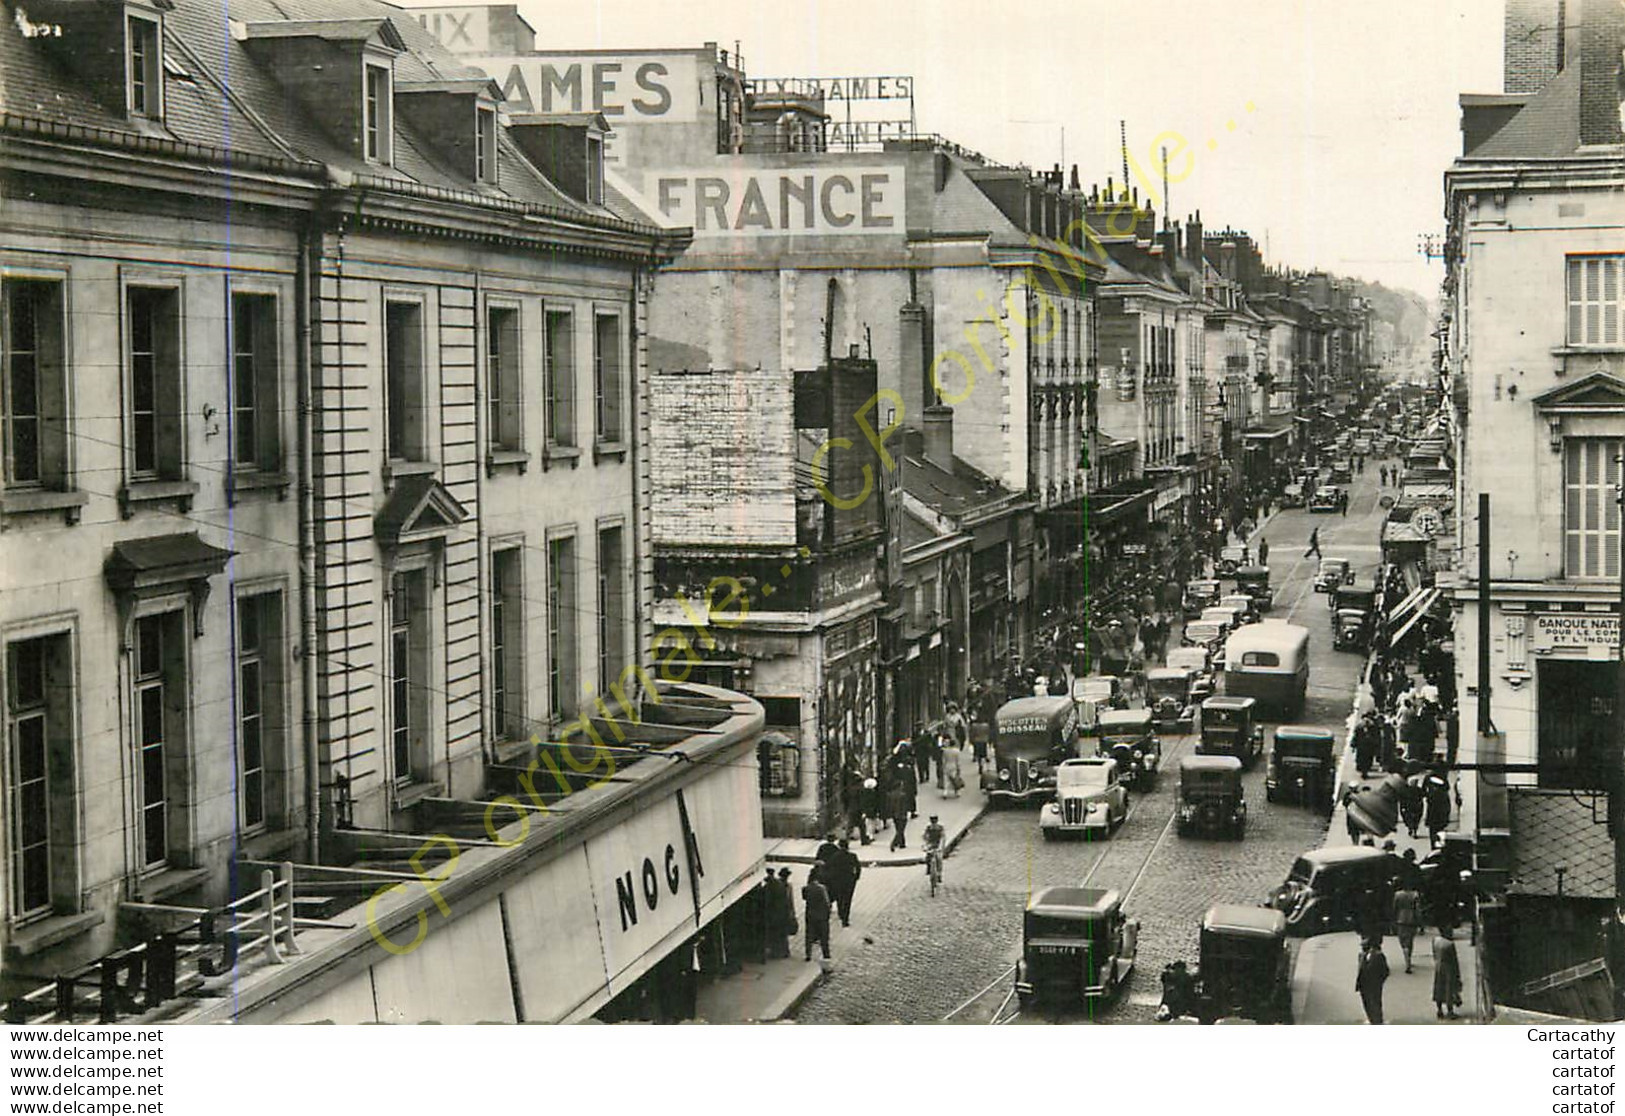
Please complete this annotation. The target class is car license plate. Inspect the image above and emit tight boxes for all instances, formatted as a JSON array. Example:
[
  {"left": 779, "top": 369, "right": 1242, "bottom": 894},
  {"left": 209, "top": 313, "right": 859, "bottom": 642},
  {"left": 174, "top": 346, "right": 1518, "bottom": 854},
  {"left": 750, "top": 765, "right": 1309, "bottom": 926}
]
[{"left": 1035, "top": 945, "right": 1078, "bottom": 955}]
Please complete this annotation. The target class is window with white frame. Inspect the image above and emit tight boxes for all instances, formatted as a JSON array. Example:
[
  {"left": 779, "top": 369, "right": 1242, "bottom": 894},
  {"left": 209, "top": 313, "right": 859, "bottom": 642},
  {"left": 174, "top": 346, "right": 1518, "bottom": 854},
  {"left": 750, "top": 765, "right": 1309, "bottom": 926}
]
[
  {"left": 6, "top": 632, "right": 75, "bottom": 919},
  {"left": 364, "top": 63, "right": 393, "bottom": 165},
  {"left": 548, "top": 535, "right": 578, "bottom": 721},
  {"left": 389, "top": 570, "right": 431, "bottom": 785},
  {"left": 3, "top": 278, "right": 68, "bottom": 491},
  {"left": 385, "top": 300, "right": 427, "bottom": 462},
  {"left": 127, "top": 14, "right": 161, "bottom": 118},
  {"left": 230, "top": 292, "right": 280, "bottom": 472},
  {"left": 596, "top": 526, "right": 624, "bottom": 695},
  {"left": 475, "top": 105, "right": 497, "bottom": 184},
  {"left": 1564, "top": 438, "right": 1622, "bottom": 579},
  {"left": 594, "top": 312, "right": 623, "bottom": 444},
  {"left": 545, "top": 309, "right": 576, "bottom": 448},
  {"left": 1567, "top": 256, "right": 1622, "bottom": 347},
  {"left": 133, "top": 610, "right": 187, "bottom": 869},
  {"left": 490, "top": 548, "right": 524, "bottom": 742},
  {"left": 486, "top": 304, "right": 522, "bottom": 453},
  {"left": 234, "top": 591, "right": 285, "bottom": 834},
  {"left": 126, "top": 286, "right": 183, "bottom": 481}
]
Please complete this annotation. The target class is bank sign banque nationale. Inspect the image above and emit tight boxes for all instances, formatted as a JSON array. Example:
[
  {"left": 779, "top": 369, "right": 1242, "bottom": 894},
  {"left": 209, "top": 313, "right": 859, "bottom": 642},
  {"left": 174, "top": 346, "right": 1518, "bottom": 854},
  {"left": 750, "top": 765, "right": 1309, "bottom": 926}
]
[{"left": 656, "top": 167, "right": 904, "bottom": 237}]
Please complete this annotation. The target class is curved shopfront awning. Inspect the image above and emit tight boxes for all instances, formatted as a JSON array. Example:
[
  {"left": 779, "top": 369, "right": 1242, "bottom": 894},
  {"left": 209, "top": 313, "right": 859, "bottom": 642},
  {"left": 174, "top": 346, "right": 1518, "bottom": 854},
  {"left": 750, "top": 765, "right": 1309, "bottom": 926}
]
[{"left": 1388, "top": 587, "right": 1442, "bottom": 645}]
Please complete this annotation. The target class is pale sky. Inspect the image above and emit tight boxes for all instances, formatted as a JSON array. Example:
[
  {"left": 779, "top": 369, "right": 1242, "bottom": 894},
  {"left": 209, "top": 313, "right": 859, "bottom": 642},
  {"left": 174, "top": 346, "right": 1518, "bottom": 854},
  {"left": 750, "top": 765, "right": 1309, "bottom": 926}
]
[{"left": 400, "top": 0, "right": 1505, "bottom": 301}]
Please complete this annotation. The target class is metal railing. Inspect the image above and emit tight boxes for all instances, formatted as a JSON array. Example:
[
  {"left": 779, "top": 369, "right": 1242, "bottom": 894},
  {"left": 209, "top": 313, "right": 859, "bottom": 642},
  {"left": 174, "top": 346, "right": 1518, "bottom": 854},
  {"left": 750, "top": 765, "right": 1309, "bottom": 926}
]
[{"left": 4, "top": 864, "right": 301, "bottom": 1025}]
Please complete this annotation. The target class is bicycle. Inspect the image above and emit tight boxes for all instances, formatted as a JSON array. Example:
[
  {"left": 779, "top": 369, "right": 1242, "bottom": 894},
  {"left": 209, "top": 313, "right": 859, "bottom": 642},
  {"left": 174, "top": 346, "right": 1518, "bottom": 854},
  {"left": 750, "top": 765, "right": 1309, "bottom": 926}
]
[{"left": 926, "top": 847, "right": 943, "bottom": 896}]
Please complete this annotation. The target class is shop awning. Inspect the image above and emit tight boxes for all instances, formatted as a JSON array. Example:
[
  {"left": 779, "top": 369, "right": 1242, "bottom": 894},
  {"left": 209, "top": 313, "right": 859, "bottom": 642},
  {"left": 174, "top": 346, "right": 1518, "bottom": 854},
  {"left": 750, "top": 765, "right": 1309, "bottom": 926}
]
[
  {"left": 1388, "top": 587, "right": 1442, "bottom": 644},
  {"left": 1244, "top": 425, "right": 1293, "bottom": 442}
]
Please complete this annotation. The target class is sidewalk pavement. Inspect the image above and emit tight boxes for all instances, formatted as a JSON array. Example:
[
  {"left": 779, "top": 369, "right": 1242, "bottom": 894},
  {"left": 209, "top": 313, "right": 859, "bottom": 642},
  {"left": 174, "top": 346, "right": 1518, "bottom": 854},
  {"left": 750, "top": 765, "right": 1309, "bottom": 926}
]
[
  {"left": 764, "top": 747, "right": 989, "bottom": 868},
  {"left": 1292, "top": 929, "right": 1480, "bottom": 1024},
  {"left": 694, "top": 752, "right": 991, "bottom": 1022}
]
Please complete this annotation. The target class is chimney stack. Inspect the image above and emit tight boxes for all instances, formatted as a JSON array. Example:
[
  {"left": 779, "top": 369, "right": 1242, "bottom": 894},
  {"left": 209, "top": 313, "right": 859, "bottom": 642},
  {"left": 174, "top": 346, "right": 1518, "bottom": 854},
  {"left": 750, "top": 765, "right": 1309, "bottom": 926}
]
[
  {"left": 1186, "top": 209, "right": 1204, "bottom": 266},
  {"left": 1579, "top": 0, "right": 1625, "bottom": 146},
  {"left": 923, "top": 406, "right": 955, "bottom": 474}
]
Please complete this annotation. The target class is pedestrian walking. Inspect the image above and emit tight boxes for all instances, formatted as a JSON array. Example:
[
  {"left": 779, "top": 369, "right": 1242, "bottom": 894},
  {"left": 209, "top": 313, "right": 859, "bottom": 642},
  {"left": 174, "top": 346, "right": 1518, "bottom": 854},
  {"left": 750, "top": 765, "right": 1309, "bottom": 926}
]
[
  {"left": 802, "top": 868, "right": 832, "bottom": 961},
  {"left": 942, "top": 738, "right": 964, "bottom": 798},
  {"left": 1432, "top": 927, "right": 1463, "bottom": 1018},
  {"left": 912, "top": 722, "right": 933, "bottom": 788},
  {"left": 859, "top": 776, "right": 880, "bottom": 843},
  {"left": 1356, "top": 938, "right": 1390, "bottom": 1025},
  {"left": 1340, "top": 490, "right": 1349, "bottom": 517},
  {"left": 887, "top": 779, "right": 910, "bottom": 851},
  {"left": 1304, "top": 527, "right": 1323, "bottom": 560},
  {"left": 767, "top": 868, "right": 796, "bottom": 958},
  {"left": 1393, "top": 884, "right": 1421, "bottom": 973},
  {"left": 895, "top": 746, "right": 919, "bottom": 819},
  {"left": 1257, "top": 537, "right": 1269, "bottom": 566},
  {"left": 1424, "top": 772, "right": 1452, "bottom": 845},
  {"left": 823, "top": 839, "right": 861, "bottom": 927},
  {"left": 1399, "top": 774, "right": 1425, "bottom": 838}
]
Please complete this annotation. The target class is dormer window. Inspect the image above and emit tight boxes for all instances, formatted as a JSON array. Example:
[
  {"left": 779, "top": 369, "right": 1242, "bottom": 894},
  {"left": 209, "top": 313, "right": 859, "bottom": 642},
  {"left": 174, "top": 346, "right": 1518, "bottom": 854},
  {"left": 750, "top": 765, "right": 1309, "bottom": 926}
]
[
  {"left": 585, "top": 134, "right": 604, "bottom": 205},
  {"left": 127, "top": 13, "right": 161, "bottom": 118},
  {"left": 475, "top": 105, "right": 497, "bottom": 184},
  {"left": 365, "top": 63, "right": 393, "bottom": 165}
]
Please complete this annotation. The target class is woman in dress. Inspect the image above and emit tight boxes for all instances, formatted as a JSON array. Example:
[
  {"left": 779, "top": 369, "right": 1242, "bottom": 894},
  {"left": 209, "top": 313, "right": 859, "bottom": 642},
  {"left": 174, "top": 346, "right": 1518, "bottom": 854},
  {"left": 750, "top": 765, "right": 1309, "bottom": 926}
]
[{"left": 1432, "top": 926, "right": 1463, "bottom": 1019}]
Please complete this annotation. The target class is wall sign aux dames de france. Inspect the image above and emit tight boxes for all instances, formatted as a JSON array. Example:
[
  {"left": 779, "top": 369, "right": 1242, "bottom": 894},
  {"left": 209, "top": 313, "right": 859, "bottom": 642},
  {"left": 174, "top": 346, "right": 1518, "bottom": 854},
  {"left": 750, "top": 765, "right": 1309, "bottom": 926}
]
[{"left": 656, "top": 167, "right": 904, "bottom": 236}]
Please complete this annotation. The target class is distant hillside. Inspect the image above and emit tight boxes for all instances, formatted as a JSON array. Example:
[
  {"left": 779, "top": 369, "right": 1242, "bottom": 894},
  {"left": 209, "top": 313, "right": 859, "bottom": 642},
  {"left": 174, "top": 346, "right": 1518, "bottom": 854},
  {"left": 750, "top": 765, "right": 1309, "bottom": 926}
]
[{"left": 1349, "top": 279, "right": 1432, "bottom": 352}]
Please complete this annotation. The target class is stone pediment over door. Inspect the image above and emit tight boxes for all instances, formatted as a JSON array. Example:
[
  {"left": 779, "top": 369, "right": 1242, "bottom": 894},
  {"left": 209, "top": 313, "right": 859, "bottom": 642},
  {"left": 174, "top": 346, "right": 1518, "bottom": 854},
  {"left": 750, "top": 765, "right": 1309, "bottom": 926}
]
[
  {"left": 373, "top": 475, "right": 469, "bottom": 551},
  {"left": 1530, "top": 371, "right": 1625, "bottom": 413}
]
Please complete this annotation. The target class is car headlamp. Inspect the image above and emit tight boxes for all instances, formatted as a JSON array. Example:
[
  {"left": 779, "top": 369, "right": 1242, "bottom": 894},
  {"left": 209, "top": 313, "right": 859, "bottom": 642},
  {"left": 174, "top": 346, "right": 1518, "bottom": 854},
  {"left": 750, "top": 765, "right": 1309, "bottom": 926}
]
[{"left": 999, "top": 769, "right": 1010, "bottom": 782}]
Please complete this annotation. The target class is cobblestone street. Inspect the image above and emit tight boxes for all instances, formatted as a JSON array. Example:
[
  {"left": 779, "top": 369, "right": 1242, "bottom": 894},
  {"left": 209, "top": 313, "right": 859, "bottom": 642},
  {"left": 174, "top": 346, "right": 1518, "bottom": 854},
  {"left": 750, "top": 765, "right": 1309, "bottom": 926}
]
[{"left": 797, "top": 472, "right": 1385, "bottom": 1025}]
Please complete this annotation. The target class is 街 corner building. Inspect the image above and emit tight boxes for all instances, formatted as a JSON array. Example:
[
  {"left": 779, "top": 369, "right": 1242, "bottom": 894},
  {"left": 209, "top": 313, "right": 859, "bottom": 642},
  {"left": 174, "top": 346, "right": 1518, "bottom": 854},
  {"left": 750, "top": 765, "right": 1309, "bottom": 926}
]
[
  {"left": 0, "top": 0, "right": 769, "bottom": 1023},
  {"left": 1443, "top": 0, "right": 1625, "bottom": 1018}
]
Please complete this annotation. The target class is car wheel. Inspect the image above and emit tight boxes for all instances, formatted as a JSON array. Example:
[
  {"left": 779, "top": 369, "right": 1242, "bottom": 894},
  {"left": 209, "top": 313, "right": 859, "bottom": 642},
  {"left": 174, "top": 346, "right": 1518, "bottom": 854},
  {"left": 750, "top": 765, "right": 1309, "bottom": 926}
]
[
  {"left": 1041, "top": 828, "right": 1056, "bottom": 842},
  {"left": 1018, "top": 990, "right": 1035, "bottom": 1012},
  {"left": 1265, "top": 786, "right": 1277, "bottom": 803}
]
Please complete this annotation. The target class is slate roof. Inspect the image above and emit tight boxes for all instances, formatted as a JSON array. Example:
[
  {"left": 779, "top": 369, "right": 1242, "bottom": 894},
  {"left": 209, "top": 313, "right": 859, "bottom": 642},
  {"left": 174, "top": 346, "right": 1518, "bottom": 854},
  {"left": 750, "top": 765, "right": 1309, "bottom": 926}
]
[
  {"left": 1471, "top": 66, "right": 1582, "bottom": 160},
  {"left": 0, "top": 0, "right": 653, "bottom": 226},
  {"left": 1508, "top": 790, "right": 1614, "bottom": 899},
  {"left": 900, "top": 430, "right": 1024, "bottom": 522}
]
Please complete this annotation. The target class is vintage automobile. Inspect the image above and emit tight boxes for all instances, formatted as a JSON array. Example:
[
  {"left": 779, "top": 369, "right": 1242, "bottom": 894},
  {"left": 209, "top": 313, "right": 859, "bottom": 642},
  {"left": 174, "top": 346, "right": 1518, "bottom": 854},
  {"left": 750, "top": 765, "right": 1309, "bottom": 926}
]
[
  {"left": 1218, "top": 593, "right": 1259, "bottom": 626},
  {"left": 1183, "top": 619, "right": 1226, "bottom": 655},
  {"left": 1265, "top": 725, "right": 1337, "bottom": 812},
  {"left": 1352, "top": 437, "right": 1372, "bottom": 456},
  {"left": 1040, "top": 757, "right": 1129, "bottom": 839},
  {"left": 1183, "top": 578, "right": 1221, "bottom": 617},
  {"left": 984, "top": 695, "right": 1081, "bottom": 805},
  {"left": 1145, "top": 666, "right": 1195, "bottom": 730},
  {"left": 1279, "top": 482, "right": 1306, "bottom": 509},
  {"left": 1233, "top": 565, "right": 1272, "bottom": 612},
  {"left": 1314, "top": 557, "right": 1353, "bottom": 593},
  {"left": 1332, "top": 588, "right": 1377, "bottom": 653},
  {"left": 1330, "top": 581, "right": 1376, "bottom": 614},
  {"left": 1159, "top": 906, "right": 1292, "bottom": 1023},
  {"left": 1215, "top": 544, "right": 1248, "bottom": 577},
  {"left": 1330, "top": 461, "right": 1353, "bottom": 485},
  {"left": 1309, "top": 485, "right": 1343, "bottom": 513},
  {"left": 1176, "top": 755, "right": 1246, "bottom": 839},
  {"left": 1222, "top": 622, "right": 1311, "bottom": 719},
  {"left": 1072, "top": 674, "right": 1128, "bottom": 721},
  {"left": 1200, "top": 604, "right": 1243, "bottom": 638},
  {"left": 1015, "top": 886, "right": 1139, "bottom": 1008},
  {"left": 1096, "top": 708, "right": 1161, "bottom": 789},
  {"left": 1165, "top": 646, "right": 1214, "bottom": 707},
  {"left": 1197, "top": 695, "right": 1263, "bottom": 767},
  {"left": 1267, "top": 846, "right": 1401, "bottom": 937}
]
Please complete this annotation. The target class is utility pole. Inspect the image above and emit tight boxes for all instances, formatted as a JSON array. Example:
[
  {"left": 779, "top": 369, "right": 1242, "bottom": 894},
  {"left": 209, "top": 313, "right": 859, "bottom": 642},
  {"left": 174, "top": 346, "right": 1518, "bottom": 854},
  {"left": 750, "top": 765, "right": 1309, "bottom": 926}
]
[{"left": 1478, "top": 493, "right": 1491, "bottom": 736}]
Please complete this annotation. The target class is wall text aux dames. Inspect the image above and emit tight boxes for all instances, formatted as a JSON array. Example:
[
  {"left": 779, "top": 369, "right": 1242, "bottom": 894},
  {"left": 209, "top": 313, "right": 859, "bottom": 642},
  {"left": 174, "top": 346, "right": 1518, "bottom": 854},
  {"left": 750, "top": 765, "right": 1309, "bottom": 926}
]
[{"left": 656, "top": 168, "right": 903, "bottom": 237}]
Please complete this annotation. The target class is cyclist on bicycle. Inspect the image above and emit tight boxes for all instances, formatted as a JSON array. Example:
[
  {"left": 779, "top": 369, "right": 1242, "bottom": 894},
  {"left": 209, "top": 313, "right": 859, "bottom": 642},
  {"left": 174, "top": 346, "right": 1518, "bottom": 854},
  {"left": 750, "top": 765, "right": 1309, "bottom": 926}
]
[{"left": 923, "top": 815, "right": 946, "bottom": 885}]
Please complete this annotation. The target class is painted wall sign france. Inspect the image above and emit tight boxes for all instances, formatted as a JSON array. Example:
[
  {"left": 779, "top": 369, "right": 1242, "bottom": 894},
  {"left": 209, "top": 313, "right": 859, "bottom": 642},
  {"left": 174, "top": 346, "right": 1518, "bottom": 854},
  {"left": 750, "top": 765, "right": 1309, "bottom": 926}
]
[
  {"left": 656, "top": 167, "right": 904, "bottom": 237},
  {"left": 473, "top": 53, "right": 698, "bottom": 120}
]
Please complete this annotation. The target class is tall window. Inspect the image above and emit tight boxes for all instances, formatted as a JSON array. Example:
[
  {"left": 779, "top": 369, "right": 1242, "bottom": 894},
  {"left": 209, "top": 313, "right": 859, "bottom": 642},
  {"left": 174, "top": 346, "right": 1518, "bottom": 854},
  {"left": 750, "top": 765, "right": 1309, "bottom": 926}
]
[
  {"left": 385, "top": 300, "right": 426, "bottom": 462},
  {"left": 235, "top": 592, "right": 284, "bottom": 833},
  {"left": 486, "top": 305, "right": 522, "bottom": 453},
  {"left": 134, "top": 611, "right": 185, "bottom": 869},
  {"left": 364, "top": 64, "right": 392, "bottom": 165},
  {"left": 597, "top": 527, "right": 625, "bottom": 694},
  {"left": 594, "top": 312, "right": 623, "bottom": 444},
  {"left": 389, "top": 571, "right": 430, "bottom": 785},
  {"left": 475, "top": 106, "right": 497, "bottom": 184},
  {"left": 548, "top": 536, "right": 577, "bottom": 721},
  {"left": 1568, "top": 256, "right": 1622, "bottom": 347},
  {"left": 1564, "top": 438, "right": 1622, "bottom": 579},
  {"left": 585, "top": 135, "right": 604, "bottom": 204},
  {"left": 3, "top": 279, "right": 67, "bottom": 490},
  {"left": 127, "top": 286, "right": 182, "bottom": 480},
  {"left": 6, "top": 634, "right": 72, "bottom": 918},
  {"left": 545, "top": 309, "right": 576, "bottom": 448},
  {"left": 490, "top": 548, "right": 524, "bottom": 741},
  {"left": 127, "top": 15, "right": 160, "bottom": 117},
  {"left": 230, "top": 293, "right": 280, "bottom": 471}
]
